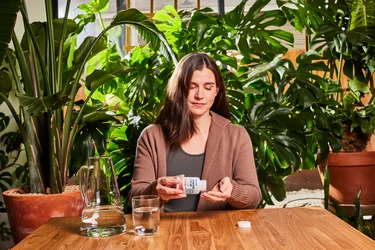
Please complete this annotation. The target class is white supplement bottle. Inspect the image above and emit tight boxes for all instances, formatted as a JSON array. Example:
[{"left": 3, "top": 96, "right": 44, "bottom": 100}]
[{"left": 176, "top": 177, "right": 207, "bottom": 194}]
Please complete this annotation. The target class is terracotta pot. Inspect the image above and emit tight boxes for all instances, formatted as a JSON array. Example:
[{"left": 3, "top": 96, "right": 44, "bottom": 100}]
[
  {"left": 318, "top": 151, "right": 375, "bottom": 205},
  {"left": 2, "top": 188, "right": 84, "bottom": 244}
]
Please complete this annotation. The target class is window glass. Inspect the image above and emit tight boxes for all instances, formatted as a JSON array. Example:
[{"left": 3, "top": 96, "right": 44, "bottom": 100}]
[
  {"left": 58, "top": 0, "right": 305, "bottom": 50},
  {"left": 177, "top": 0, "right": 198, "bottom": 10},
  {"left": 130, "top": 0, "right": 150, "bottom": 12}
]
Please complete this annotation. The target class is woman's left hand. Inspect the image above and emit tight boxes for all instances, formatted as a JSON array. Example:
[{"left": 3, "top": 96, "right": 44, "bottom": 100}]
[{"left": 201, "top": 177, "right": 233, "bottom": 203}]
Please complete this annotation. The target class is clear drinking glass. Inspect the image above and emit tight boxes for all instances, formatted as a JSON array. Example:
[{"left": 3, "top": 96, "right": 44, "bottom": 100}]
[
  {"left": 132, "top": 195, "right": 160, "bottom": 235},
  {"left": 79, "top": 156, "right": 126, "bottom": 237}
]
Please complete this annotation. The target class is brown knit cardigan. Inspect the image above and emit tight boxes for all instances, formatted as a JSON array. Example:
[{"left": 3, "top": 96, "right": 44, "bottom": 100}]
[{"left": 129, "top": 111, "right": 262, "bottom": 211}]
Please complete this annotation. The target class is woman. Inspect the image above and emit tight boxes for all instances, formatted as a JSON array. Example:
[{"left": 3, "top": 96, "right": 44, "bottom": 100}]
[{"left": 129, "top": 52, "right": 261, "bottom": 211}]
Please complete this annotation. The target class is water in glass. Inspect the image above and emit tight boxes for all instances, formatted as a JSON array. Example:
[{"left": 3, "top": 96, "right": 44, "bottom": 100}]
[
  {"left": 132, "top": 195, "right": 160, "bottom": 236},
  {"left": 133, "top": 206, "right": 160, "bottom": 235}
]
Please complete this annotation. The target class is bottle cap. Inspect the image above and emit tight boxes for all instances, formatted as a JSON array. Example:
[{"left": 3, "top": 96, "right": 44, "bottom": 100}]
[
  {"left": 201, "top": 180, "right": 207, "bottom": 192},
  {"left": 237, "top": 221, "right": 251, "bottom": 228}
]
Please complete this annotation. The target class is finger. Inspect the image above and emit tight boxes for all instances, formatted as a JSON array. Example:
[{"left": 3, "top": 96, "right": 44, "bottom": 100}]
[
  {"left": 159, "top": 176, "right": 183, "bottom": 187},
  {"left": 219, "top": 177, "right": 231, "bottom": 192},
  {"left": 219, "top": 182, "right": 232, "bottom": 193},
  {"left": 160, "top": 193, "right": 187, "bottom": 202},
  {"left": 163, "top": 194, "right": 186, "bottom": 199},
  {"left": 211, "top": 183, "right": 220, "bottom": 192},
  {"left": 206, "top": 191, "right": 228, "bottom": 198},
  {"left": 201, "top": 192, "right": 225, "bottom": 202},
  {"left": 157, "top": 185, "right": 184, "bottom": 195}
]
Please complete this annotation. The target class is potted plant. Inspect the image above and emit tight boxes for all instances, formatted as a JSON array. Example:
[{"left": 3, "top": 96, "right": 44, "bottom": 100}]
[
  {"left": 111, "top": 0, "right": 343, "bottom": 207},
  {"left": 0, "top": 0, "right": 176, "bottom": 243},
  {"left": 279, "top": 0, "right": 375, "bottom": 208}
]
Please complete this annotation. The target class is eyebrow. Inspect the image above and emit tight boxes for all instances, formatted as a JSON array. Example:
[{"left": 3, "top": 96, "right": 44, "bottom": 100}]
[{"left": 190, "top": 81, "right": 215, "bottom": 85}]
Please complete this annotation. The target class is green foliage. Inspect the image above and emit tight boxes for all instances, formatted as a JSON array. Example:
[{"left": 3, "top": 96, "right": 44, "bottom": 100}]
[
  {"left": 280, "top": 0, "right": 375, "bottom": 153},
  {"left": 0, "top": 0, "right": 175, "bottom": 194},
  {"left": 0, "top": 0, "right": 21, "bottom": 64},
  {"left": 103, "top": 0, "right": 343, "bottom": 205},
  {"left": 1, "top": 0, "right": 372, "bottom": 211}
]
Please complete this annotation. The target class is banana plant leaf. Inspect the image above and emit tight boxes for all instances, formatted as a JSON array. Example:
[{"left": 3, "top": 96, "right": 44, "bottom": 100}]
[{"left": 0, "top": 0, "right": 22, "bottom": 64}]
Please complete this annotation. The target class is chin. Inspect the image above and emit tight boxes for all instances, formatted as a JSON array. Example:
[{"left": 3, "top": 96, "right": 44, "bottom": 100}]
[{"left": 191, "top": 110, "right": 209, "bottom": 117}]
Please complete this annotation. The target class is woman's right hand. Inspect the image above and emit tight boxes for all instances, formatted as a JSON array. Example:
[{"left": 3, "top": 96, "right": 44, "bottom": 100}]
[{"left": 155, "top": 175, "right": 187, "bottom": 202}]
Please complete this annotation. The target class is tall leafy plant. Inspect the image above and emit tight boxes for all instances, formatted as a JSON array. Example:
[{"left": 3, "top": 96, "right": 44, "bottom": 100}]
[
  {"left": 0, "top": 0, "right": 176, "bottom": 194},
  {"left": 279, "top": 0, "right": 375, "bottom": 152}
]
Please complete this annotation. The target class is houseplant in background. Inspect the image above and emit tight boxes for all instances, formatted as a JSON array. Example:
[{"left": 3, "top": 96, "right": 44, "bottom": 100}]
[
  {"left": 155, "top": 0, "right": 344, "bottom": 206},
  {"left": 279, "top": 0, "right": 375, "bottom": 210},
  {"left": 0, "top": 0, "right": 176, "bottom": 243},
  {"left": 104, "top": 0, "right": 342, "bottom": 209}
]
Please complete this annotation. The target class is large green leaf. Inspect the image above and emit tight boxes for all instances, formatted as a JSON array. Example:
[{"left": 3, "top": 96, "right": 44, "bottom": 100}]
[
  {"left": 224, "top": 0, "right": 247, "bottom": 28},
  {"left": 110, "top": 8, "right": 177, "bottom": 64},
  {"left": 81, "top": 110, "right": 118, "bottom": 125},
  {"left": 277, "top": 0, "right": 333, "bottom": 34},
  {"left": 267, "top": 175, "right": 286, "bottom": 202},
  {"left": 0, "top": 113, "right": 10, "bottom": 133},
  {"left": 239, "top": 6, "right": 293, "bottom": 56},
  {"left": 0, "top": 151, "right": 9, "bottom": 170},
  {"left": 243, "top": 101, "right": 305, "bottom": 173},
  {"left": 153, "top": 5, "right": 182, "bottom": 51},
  {"left": 52, "top": 18, "right": 79, "bottom": 50},
  {"left": 74, "top": 36, "right": 107, "bottom": 67},
  {"left": 0, "top": 70, "right": 12, "bottom": 104},
  {"left": 17, "top": 92, "right": 70, "bottom": 115},
  {"left": 78, "top": 0, "right": 109, "bottom": 14},
  {"left": 86, "top": 66, "right": 132, "bottom": 92},
  {"left": 1, "top": 131, "right": 22, "bottom": 153},
  {"left": 349, "top": 0, "right": 375, "bottom": 29},
  {"left": 0, "top": 172, "right": 12, "bottom": 191},
  {"left": 244, "top": 0, "right": 271, "bottom": 23},
  {"left": 0, "top": 0, "right": 22, "bottom": 65}
]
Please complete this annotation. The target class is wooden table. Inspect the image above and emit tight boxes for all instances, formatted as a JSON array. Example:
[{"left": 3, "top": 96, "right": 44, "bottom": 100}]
[{"left": 13, "top": 207, "right": 375, "bottom": 249}]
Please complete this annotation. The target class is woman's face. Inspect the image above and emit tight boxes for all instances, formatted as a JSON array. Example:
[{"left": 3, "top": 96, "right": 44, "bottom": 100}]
[{"left": 187, "top": 68, "right": 219, "bottom": 119}]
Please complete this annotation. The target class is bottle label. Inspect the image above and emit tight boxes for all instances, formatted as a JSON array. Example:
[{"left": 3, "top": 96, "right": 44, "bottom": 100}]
[{"left": 184, "top": 178, "right": 199, "bottom": 194}]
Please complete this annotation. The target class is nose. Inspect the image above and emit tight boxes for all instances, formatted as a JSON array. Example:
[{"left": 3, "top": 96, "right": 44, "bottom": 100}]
[{"left": 194, "top": 87, "right": 203, "bottom": 99}]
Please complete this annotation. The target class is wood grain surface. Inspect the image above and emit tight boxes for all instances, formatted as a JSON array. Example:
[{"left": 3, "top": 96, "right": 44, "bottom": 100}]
[{"left": 13, "top": 207, "right": 375, "bottom": 249}]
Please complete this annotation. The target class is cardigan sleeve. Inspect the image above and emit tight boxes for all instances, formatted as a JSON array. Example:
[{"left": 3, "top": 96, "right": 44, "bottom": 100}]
[
  {"left": 226, "top": 127, "right": 262, "bottom": 209},
  {"left": 128, "top": 128, "right": 159, "bottom": 200}
]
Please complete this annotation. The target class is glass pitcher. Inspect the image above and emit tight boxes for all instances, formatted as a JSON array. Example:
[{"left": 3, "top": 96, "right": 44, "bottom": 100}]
[{"left": 79, "top": 156, "right": 126, "bottom": 237}]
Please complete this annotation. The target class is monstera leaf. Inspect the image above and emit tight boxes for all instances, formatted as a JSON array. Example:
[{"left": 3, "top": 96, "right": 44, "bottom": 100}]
[{"left": 348, "top": 0, "right": 375, "bottom": 30}]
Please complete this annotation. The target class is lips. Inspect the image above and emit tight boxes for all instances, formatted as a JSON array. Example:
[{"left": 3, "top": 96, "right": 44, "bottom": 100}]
[{"left": 192, "top": 102, "right": 205, "bottom": 107}]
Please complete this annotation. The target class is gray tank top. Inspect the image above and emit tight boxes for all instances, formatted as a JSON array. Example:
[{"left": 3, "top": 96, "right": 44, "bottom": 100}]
[{"left": 163, "top": 146, "right": 205, "bottom": 212}]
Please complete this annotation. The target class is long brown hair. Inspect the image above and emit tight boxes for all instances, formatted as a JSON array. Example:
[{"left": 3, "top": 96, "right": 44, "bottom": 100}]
[{"left": 155, "top": 52, "right": 230, "bottom": 148}]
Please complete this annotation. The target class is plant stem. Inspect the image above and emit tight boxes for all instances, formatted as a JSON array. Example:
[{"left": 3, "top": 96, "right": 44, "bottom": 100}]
[
  {"left": 20, "top": 4, "right": 43, "bottom": 97},
  {"left": 6, "top": 50, "right": 22, "bottom": 92},
  {"left": 336, "top": 53, "right": 343, "bottom": 88},
  {"left": 55, "top": 0, "right": 72, "bottom": 179},
  {"left": 11, "top": 33, "right": 32, "bottom": 95},
  {"left": 57, "top": 0, "right": 71, "bottom": 94},
  {"left": 45, "top": 0, "right": 55, "bottom": 94},
  {"left": 98, "top": 12, "right": 106, "bottom": 30},
  {"left": 61, "top": 28, "right": 108, "bottom": 185},
  {"left": 65, "top": 91, "right": 94, "bottom": 176},
  {"left": 0, "top": 92, "right": 44, "bottom": 193}
]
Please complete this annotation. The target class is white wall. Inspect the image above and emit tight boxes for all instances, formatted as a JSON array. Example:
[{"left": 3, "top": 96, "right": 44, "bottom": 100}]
[{"left": 13, "top": 0, "right": 46, "bottom": 40}]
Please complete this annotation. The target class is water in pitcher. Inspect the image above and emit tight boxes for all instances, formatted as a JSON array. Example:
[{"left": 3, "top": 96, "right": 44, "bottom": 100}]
[
  {"left": 133, "top": 206, "right": 160, "bottom": 235},
  {"left": 81, "top": 205, "right": 126, "bottom": 237}
]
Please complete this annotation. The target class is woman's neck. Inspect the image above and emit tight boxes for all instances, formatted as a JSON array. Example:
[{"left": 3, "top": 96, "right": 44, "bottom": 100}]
[{"left": 194, "top": 114, "right": 212, "bottom": 134}]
